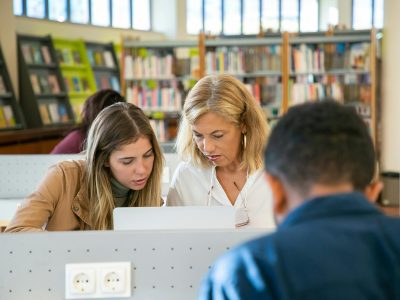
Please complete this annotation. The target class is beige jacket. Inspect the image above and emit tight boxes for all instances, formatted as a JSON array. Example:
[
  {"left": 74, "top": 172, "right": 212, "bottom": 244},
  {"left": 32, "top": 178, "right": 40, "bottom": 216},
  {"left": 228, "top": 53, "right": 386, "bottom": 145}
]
[{"left": 5, "top": 160, "right": 92, "bottom": 232}]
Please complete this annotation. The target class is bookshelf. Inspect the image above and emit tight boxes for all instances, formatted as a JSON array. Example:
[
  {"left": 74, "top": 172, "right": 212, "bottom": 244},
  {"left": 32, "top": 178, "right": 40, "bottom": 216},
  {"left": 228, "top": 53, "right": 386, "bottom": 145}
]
[
  {"left": 85, "top": 41, "right": 121, "bottom": 92},
  {"left": 53, "top": 38, "right": 97, "bottom": 123},
  {"left": 122, "top": 39, "right": 200, "bottom": 143},
  {"left": 203, "top": 34, "right": 284, "bottom": 121},
  {"left": 122, "top": 29, "right": 379, "bottom": 144},
  {"left": 0, "top": 46, "right": 25, "bottom": 130},
  {"left": 17, "top": 34, "right": 75, "bottom": 128},
  {"left": 285, "top": 29, "right": 378, "bottom": 144}
]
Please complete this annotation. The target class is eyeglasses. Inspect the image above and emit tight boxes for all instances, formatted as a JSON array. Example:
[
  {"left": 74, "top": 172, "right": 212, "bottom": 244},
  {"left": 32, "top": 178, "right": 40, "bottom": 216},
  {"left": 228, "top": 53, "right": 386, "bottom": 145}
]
[{"left": 207, "top": 167, "right": 250, "bottom": 228}]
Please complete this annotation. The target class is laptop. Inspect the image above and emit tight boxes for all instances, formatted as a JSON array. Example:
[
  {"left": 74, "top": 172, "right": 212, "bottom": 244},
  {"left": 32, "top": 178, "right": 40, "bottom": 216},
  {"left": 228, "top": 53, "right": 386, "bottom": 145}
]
[{"left": 113, "top": 206, "right": 235, "bottom": 230}]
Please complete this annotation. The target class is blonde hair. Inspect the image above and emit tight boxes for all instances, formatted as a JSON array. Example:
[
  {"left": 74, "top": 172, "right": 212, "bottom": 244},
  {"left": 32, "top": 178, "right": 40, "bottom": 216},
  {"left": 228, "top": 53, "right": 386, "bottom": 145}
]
[
  {"left": 176, "top": 74, "right": 268, "bottom": 173},
  {"left": 85, "top": 102, "right": 163, "bottom": 230}
]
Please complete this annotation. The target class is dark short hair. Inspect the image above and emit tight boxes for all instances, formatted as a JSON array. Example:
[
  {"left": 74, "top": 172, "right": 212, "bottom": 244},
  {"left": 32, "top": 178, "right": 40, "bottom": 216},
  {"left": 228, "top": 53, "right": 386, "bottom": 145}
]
[{"left": 264, "top": 100, "right": 375, "bottom": 195}]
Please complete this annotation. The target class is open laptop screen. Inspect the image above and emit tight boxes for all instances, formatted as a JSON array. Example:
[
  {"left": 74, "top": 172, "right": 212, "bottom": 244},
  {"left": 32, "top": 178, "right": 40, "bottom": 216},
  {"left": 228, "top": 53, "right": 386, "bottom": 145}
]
[{"left": 113, "top": 206, "right": 235, "bottom": 230}]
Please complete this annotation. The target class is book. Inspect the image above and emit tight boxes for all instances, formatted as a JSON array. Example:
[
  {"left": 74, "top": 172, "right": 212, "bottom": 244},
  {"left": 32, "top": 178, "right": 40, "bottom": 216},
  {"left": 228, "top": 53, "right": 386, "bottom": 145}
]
[
  {"left": 72, "top": 50, "right": 82, "bottom": 64},
  {"left": 31, "top": 45, "right": 43, "bottom": 64},
  {"left": 0, "top": 75, "right": 7, "bottom": 93},
  {"left": 62, "top": 49, "right": 72, "bottom": 64},
  {"left": 40, "top": 45, "right": 52, "bottom": 64},
  {"left": 72, "top": 76, "right": 81, "bottom": 92},
  {"left": 94, "top": 51, "right": 104, "bottom": 66},
  {"left": 55, "top": 49, "right": 64, "bottom": 63},
  {"left": 39, "top": 75, "right": 51, "bottom": 94},
  {"left": 30, "top": 74, "right": 41, "bottom": 94},
  {"left": 87, "top": 49, "right": 95, "bottom": 65},
  {"left": 110, "top": 76, "right": 120, "bottom": 91},
  {"left": 48, "top": 102, "right": 60, "bottom": 123},
  {"left": 100, "top": 76, "right": 110, "bottom": 89},
  {"left": 103, "top": 51, "right": 115, "bottom": 68},
  {"left": 2, "top": 105, "right": 16, "bottom": 127},
  {"left": 0, "top": 106, "right": 7, "bottom": 128},
  {"left": 58, "top": 104, "right": 69, "bottom": 122},
  {"left": 21, "top": 44, "right": 33, "bottom": 63},
  {"left": 81, "top": 78, "right": 91, "bottom": 92},
  {"left": 39, "top": 103, "right": 51, "bottom": 124},
  {"left": 47, "top": 74, "right": 60, "bottom": 93},
  {"left": 64, "top": 77, "right": 71, "bottom": 92}
]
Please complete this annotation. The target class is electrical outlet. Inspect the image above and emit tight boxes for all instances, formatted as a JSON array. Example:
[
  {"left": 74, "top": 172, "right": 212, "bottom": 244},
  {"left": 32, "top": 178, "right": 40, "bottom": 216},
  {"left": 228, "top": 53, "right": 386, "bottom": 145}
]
[
  {"left": 99, "top": 263, "right": 130, "bottom": 295},
  {"left": 65, "top": 262, "right": 131, "bottom": 299},
  {"left": 65, "top": 264, "right": 96, "bottom": 299}
]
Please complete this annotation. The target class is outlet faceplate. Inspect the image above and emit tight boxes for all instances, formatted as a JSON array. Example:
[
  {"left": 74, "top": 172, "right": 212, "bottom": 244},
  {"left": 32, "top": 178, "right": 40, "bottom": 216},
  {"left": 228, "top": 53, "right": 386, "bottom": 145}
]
[{"left": 65, "top": 262, "right": 131, "bottom": 299}]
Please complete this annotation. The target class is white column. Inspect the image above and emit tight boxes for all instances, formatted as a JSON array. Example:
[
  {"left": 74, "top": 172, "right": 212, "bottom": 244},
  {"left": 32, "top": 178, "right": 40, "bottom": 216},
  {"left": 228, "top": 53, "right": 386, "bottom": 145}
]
[{"left": 381, "top": 0, "right": 400, "bottom": 171}]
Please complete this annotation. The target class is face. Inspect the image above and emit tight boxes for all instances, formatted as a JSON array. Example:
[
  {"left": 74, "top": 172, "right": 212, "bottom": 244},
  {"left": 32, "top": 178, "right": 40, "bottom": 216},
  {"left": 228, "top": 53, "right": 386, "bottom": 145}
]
[
  {"left": 107, "top": 136, "right": 154, "bottom": 190},
  {"left": 192, "top": 112, "right": 243, "bottom": 168}
]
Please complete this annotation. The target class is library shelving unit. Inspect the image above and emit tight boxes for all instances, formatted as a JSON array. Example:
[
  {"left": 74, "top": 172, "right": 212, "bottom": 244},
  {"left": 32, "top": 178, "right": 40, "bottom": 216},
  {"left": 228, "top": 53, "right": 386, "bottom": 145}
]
[
  {"left": 17, "top": 34, "right": 75, "bottom": 128},
  {"left": 0, "top": 46, "right": 25, "bottom": 130},
  {"left": 85, "top": 41, "right": 121, "bottom": 92},
  {"left": 203, "top": 34, "right": 284, "bottom": 121},
  {"left": 284, "top": 29, "right": 378, "bottom": 144},
  {"left": 122, "top": 39, "right": 200, "bottom": 143},
  {"left": 52, "top": 38, "right": 97, "bottom": 122}
]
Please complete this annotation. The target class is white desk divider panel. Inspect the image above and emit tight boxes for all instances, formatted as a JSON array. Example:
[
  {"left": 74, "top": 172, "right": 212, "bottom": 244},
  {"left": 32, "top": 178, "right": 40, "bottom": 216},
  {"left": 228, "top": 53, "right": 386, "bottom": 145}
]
[
  {"left": 0, "top": 153, "right": 182, "bottom": 222},
  {"left": 0, "top": 229, "right": 270, "bottom": 299}
]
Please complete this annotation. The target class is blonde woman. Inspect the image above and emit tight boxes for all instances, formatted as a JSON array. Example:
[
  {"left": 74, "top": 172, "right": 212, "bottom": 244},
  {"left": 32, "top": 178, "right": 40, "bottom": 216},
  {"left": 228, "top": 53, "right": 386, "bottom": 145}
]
[
  {"left": 167, "top": 74, "right": 275, "bottom": 228},
  {"left": 5, "top": 102, "right": 163, "bottom": 232}
]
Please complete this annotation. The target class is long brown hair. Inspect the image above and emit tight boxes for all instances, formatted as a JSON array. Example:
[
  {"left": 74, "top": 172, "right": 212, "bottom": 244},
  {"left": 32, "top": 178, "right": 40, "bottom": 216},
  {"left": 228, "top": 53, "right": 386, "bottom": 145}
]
[{"left": 85, "top": 102, "right": 163, "bottom": 230}]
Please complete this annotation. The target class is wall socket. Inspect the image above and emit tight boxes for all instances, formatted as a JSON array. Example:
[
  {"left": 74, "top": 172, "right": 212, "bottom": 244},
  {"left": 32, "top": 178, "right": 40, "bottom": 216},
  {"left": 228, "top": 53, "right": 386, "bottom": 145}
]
[{"left": 65, "top": 262, "right": 131, "bottom": 299}]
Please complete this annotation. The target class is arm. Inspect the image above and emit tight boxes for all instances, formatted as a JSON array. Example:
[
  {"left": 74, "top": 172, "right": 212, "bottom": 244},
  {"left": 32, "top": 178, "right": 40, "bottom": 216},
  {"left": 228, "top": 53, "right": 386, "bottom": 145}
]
[{"left": 5, "top": 164, "right": 65, "bottom": 232}]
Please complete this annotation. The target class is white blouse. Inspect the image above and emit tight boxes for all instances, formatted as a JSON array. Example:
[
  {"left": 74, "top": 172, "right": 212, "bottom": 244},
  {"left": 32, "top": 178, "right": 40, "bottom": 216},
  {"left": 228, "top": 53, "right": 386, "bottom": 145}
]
[{"left": 167, "top": 161, "right": 276, "bottom": 229}]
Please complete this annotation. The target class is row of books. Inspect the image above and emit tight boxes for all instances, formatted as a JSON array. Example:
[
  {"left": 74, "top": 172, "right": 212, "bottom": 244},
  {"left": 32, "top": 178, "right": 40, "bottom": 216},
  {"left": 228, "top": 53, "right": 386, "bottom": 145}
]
[
  {"left": 126, "top": 82, "right": 183, "bottom": 111},
  {"left": 124, "top": 53, "right": 174, "bottom": 79},
  {"left": 289, "top": 82, "right": 371, "bottom": 115},
  {"left": 30, "top": 73, "right": 60, "bottom": 95},
  {"left": 64, "top": 76, "right": 91, "bottom": 93},
  {"left": 87, "top": 49, "right": 115, "bottom": 68},
  {"left": 38, "top": 101, "right": 69, "bottom": 125},
  {"left": 149, "top": 119, "right": 169, "bottom": 143},
  {"left": 0, "top": 75, "right": 8, "bottom": 94},
  {"left": 21, "top": 43, "right": 52, "bottom": 65},
  {"left": 0, "top": 105, "right": 16, "bottom": 128},
  {"left": 95, "top": 75, "right": 120, "bottom": 91},
  {"left": 206, "top": 46, "right": 281, "bottom": 75},
  {"left": 56, "top": 48, "right": 83, "bottom": 65}
]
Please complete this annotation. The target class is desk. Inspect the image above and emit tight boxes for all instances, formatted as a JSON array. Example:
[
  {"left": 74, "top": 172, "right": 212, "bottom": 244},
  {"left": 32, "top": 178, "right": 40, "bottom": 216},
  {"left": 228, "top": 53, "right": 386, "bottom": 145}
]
[{"left": 0, "top": 125, "right": 74, "bottom": 154}]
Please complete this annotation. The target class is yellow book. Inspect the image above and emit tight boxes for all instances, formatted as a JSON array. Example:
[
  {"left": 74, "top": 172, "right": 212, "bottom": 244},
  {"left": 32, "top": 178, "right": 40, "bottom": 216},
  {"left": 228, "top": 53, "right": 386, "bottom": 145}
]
[{"left": 0, "top": 106, "right": 7, "bottom": 128}]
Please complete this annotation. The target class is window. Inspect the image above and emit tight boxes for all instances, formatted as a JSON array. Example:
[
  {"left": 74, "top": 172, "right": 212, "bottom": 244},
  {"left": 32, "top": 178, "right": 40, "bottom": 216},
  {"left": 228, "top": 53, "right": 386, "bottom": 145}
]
[
  {"left": 261, "top": 0, "right": 279, "bottom": 32},
  {"left": 91, "top": 0, "right": 110, "bottom": 27},
  {"left": 186, "top": 0, "right": 203, "bottom": 35},
  {"left": 13, "top": 0, "right": 23, "bottom": 16},
  {"left": 374, "top": 0, "right": 384, "bottom": 28},
  {"left": 112, "top": 0, "right": 131, "bottom": 29},
  {"left": 353, "top": 0, "right": 373, "bottom": 30},
  {"left": 27, "top": 0, "right": 45, "bottom": 19},
  {"left": 132, "top": 0, "right": 151, "bottom": 30},
  {"left": 14, "top": 0, "right": 152, "bottom": 31},
  {"left": 49, "top": 0, "right": 67, "bottom": 22},
  {"left": 204, "top": 0, "right": 222, "bottom": 35},
  {"left": 300, "top": 0, "right": 318, "bottom": 32},
  {"left": 243, "top": 0, "right": 260, "bottom": 34},
  {"left": 281, "top": 0, "right": 299, "bottom": 32},
  {"left": 223, "top": 0, "right": 241, "bottom": 35},
  {"left": 70, "top": 0, "right": 90, "bottom": 24}
]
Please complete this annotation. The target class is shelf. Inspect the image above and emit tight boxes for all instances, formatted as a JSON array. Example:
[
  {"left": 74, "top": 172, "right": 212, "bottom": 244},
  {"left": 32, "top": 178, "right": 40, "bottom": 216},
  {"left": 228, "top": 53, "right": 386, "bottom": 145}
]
[
  {"left": 36, "top": 92, "right": 68, "bottom": 98},
  {"left": 68, "top": 91, "right": 92, "bottom": 98},
  {"left": 27, "top": 63, "right": 58, "bottom": 69},
  {"left": 126, "top": 76, "right": 197, "bottom": 82},
  {"left": 206, "top": 37, "right": 282, "bottom": 47},
  {"left": 0, "top": 92, "right": 13, "bottom": 99},
  {"left": 207, "top": 71, "right": 281, "bottom": 78},
  {"left": 289, "top": 35, "right": 371, "bottom": 44},
  {"left": 124, "top": 40, "right": 197, "bottom": 48},
  {"left": 59, "top": 64, "right": 88, "bottom": 70},
  {"left": 290, "top": 69, "right": 370, "bottom": 76},
  {"left": 144, "top": 110, "right": 181, "bottom": 119},
  {"left": 92, "top": 65, "right": 118, "bottom": 72}
]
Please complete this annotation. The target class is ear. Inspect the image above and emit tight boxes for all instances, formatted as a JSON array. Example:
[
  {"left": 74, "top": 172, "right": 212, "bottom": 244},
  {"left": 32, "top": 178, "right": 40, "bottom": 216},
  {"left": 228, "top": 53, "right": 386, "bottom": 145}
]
[
  {"left": 264, "top": 172, "right": 288, "bottom": 216},
  {"left": 364, "top": 181, "right": 383, "bottom": 203},
  {"left": 241, "top": 123, "right": 246, "bottom": 134}
]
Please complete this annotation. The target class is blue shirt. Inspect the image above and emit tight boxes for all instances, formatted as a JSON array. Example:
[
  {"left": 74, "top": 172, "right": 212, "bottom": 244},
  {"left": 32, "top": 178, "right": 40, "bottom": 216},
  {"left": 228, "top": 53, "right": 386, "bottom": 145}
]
[{"left": 199, "top": 192, "right": 400, "bottom": 300}]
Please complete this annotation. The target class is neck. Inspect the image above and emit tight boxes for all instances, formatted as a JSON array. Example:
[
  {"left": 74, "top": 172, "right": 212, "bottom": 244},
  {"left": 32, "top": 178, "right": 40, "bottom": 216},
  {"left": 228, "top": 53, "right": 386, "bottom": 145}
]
[{"left": 216, "top": 160, "right": 243, "bottom": 174}]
